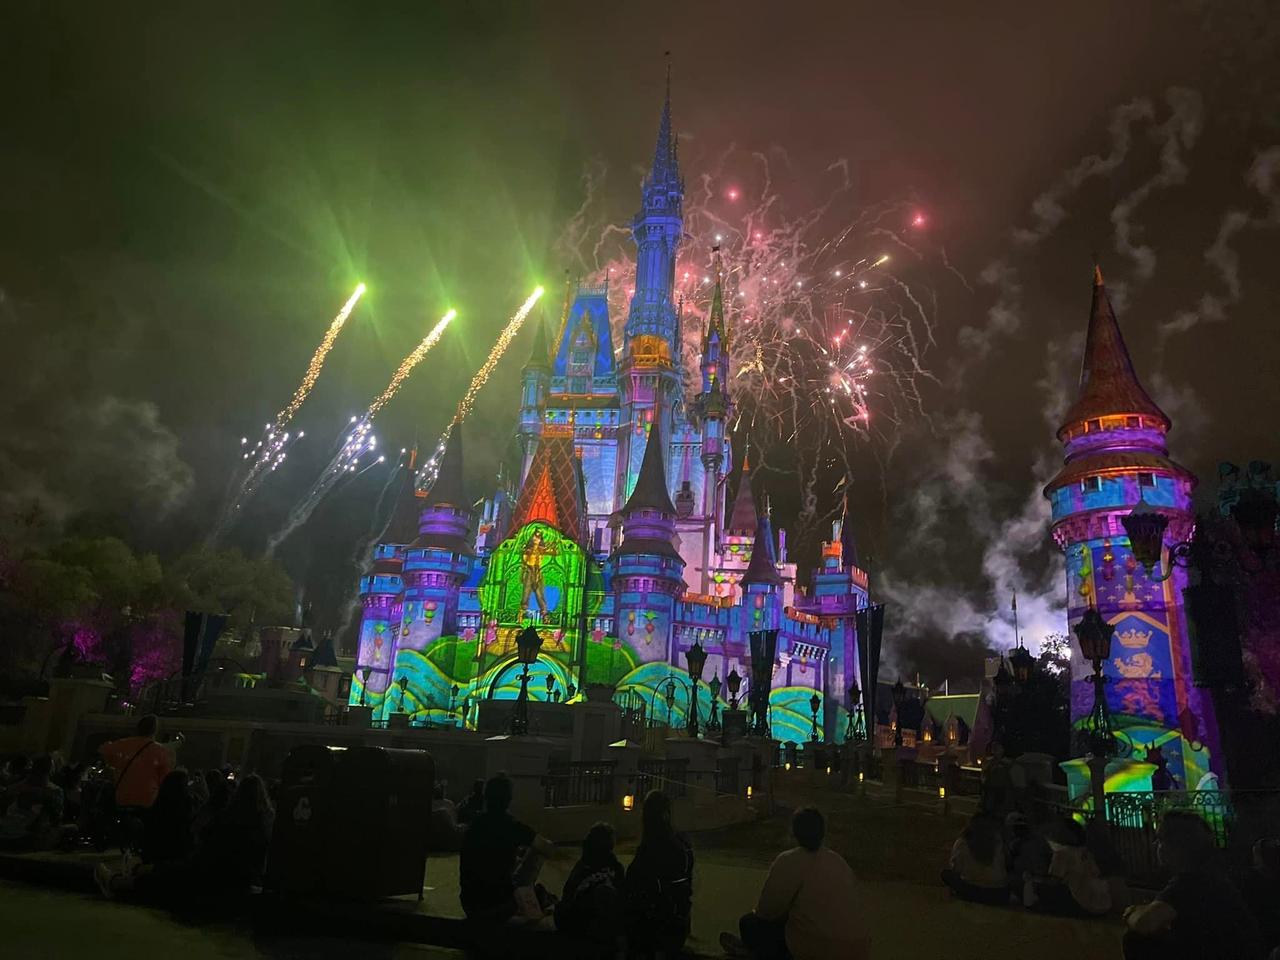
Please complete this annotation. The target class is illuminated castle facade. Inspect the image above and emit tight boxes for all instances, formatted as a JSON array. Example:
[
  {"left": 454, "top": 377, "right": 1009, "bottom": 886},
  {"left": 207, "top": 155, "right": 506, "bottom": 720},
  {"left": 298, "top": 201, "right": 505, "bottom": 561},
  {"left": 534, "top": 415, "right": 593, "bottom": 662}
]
[
  {"left": 1045, "top": 269, "right": 1221, "bottom": 795},
  {"left": 349, "top": 85, "right": 873, "bottom": 743}
]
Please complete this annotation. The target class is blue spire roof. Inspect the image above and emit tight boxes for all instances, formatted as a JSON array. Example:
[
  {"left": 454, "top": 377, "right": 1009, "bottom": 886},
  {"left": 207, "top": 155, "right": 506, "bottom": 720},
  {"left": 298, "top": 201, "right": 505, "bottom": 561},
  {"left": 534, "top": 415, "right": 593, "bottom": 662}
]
[
  {"left": 646, "top": 69, "right": 680, "bottom": 193},
  {"left": 553, "top": 288, "right": 615, "bottom": 378}
]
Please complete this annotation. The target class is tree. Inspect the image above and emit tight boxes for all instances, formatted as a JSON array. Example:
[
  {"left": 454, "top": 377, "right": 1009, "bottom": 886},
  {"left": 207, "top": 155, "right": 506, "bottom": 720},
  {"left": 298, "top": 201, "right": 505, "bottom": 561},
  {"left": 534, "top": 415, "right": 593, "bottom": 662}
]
[{"left": 165, "top": 547, "right": 295, "bottom": 635}]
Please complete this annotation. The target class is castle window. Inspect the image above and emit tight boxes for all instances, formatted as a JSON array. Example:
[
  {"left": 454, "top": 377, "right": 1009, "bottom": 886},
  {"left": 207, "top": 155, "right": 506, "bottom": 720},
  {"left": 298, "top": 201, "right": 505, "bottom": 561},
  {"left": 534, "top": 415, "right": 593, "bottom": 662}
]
[
  {"left": 1126, "top": 416, "right": 1140, "bottom": 428},
  {"left": 1081, "top": 477, "right": 1102, "bottom": 494},
  {"left": 1087, "top": 419, "right": 1103, "bottom": 433},
  {"left": 1138, "top": 472, "right": 1155, "bottom": 488}
]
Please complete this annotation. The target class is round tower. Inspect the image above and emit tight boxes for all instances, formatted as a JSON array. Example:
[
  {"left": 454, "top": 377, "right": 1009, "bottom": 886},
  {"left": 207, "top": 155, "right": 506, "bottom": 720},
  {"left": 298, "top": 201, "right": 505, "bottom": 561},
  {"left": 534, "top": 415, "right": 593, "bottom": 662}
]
[{"left": 1044, "top": 268, "right": 1219, "bottom": 796}]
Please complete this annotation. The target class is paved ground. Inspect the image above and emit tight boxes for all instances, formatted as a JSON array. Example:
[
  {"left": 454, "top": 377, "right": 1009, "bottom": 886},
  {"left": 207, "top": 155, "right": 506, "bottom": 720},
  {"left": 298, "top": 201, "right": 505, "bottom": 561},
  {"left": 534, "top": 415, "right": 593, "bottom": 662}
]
[{"left": 0, "top": 780, "right": 1127, "bottom": 959}]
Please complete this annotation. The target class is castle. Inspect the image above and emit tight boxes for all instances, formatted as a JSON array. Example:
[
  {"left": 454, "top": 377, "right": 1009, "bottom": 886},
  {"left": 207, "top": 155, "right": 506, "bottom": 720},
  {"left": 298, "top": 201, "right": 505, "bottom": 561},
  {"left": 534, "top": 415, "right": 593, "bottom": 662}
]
[
  {"left": 348, "top": 83, "right": 875, "bottom": 743},
  {"left": 1045, "top": 268, "right": 1221, "bottom": 794}
]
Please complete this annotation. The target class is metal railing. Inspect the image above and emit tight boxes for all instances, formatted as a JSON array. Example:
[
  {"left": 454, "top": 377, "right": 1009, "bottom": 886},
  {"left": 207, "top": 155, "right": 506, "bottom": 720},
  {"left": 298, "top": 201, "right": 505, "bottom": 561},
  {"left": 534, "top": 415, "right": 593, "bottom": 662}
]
[
  {"left": 543, "top": 760, "right": 617, "bottom": 808},
  {"left": 715, "top": 757, "right": 740, "bottom": 796},
  {"left": 636, "top": 757, "right": 689, "bottom": 800}
]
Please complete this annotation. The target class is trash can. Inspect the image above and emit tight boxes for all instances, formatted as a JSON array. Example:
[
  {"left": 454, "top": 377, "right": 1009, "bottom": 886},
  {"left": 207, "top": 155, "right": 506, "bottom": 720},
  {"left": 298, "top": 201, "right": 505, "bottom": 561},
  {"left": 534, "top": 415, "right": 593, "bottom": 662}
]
[
  {"left": 266, "top": 744, "right": 339, "bottom": 895},
  {"left": 327, "top": 746, "right": 434, "bottom": 900}
]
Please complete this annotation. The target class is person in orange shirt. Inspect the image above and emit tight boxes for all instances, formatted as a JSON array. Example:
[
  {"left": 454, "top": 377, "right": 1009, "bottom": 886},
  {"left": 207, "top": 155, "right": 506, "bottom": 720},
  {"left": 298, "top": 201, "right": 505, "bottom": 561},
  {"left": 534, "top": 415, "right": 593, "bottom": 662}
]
[{"left": 99, "top": 715, "right": 177, "bottom": 809}]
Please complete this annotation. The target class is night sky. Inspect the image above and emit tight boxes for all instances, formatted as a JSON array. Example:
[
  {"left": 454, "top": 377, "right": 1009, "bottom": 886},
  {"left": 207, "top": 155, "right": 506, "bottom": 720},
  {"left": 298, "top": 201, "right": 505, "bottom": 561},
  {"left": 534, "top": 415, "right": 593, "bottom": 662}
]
[{"left": 3, "top": 1, "right": 1277, "bottom": 683}]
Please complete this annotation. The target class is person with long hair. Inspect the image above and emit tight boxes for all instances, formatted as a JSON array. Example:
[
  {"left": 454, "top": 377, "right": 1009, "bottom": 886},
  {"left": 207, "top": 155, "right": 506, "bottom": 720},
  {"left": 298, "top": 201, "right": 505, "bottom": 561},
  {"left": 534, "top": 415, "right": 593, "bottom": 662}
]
[
  {"left": 194, "top": 773, "right": 275, "bottom": 892},
  {"left": 141, "top": 769, "right": 194, "bottom": 865},
  {"left": 1124, "top": 811, "right": 1263, "bottom": 960},
  {"left": 941, "top": 814, "right": 1008, "bottom": 905},
  {"left": 556, "top": 821, "right": 625, "bottom": 948},
  {"left": 624, "top": 790, "right": 694, "bottom": 958}
]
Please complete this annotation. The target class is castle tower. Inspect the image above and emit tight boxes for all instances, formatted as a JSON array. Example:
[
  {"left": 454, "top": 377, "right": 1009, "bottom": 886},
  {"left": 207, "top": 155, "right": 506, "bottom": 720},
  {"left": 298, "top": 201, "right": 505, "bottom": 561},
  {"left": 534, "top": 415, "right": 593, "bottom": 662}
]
[
  {"left": 617, "top": 76, "right": 685, "bottom": 510},
  {"left": 1044, "top": 268, "right": 1218, "bottom": 795},
  {"left": 352, "top": 458, "right": 424, "bottom": 708},
  {"left": 518, "top": 316, "right": 551, "bottom": 484},
  {"left": 690, "top": 251, "right": 733, "bottom": 592},
  {"left": 740, "top": 507, "right": 783, "bottom": 635},
  {"left": 395, "top": 424, "right": 475, "bottom": 717},
  {"left": 613, "top": 417, "right": 687, "bottom": 666}
]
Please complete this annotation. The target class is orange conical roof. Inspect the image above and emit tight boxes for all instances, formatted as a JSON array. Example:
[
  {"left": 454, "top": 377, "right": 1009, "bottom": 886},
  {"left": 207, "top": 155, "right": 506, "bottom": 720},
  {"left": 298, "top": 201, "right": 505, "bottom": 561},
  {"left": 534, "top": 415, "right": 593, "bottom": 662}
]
[{"left": 1057, "top": 268, "right": 1170, "bottom": 439}]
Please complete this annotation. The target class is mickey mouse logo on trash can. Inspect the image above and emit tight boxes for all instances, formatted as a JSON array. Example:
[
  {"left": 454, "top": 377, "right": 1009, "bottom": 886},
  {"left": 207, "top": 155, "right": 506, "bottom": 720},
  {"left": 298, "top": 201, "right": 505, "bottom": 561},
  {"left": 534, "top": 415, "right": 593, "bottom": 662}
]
[{"left": 292, "top": 797, "right": 312, "bottom": 823}]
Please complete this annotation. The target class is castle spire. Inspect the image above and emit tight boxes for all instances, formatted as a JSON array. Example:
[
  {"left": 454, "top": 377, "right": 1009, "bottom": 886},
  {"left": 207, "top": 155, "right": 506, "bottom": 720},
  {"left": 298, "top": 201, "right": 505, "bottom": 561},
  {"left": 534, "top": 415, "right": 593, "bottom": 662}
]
[
  {"left": 726, "top": 455, "right": 758, "bottom": 535},
  {"left": 622, "top": 417, "right": 676, "bottom": 516},
  {"left": 1057, "top": 267, "right": 1170, "bottom": 439},
  {"left": 647, "top": 60, "right": 679, "bottom": 191},
  {"left": 425, "top": 422, "right": 466, "bottom": 509},
  {"left": 741, "top": 509, "right": 783, "bottom": 587},
  {"left": 524, "top": 311, "right": 551, "bottom": 370},
  {"left": 385, "top": 452, "right": 425, "bottom": 545}
]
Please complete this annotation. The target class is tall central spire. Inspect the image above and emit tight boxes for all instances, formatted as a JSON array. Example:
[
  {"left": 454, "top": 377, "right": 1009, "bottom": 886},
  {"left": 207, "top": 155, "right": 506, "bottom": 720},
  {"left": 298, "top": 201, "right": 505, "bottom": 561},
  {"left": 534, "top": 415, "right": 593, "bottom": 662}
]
[{"left": 647, "top": 63, "right": 679, "bottom": 193}]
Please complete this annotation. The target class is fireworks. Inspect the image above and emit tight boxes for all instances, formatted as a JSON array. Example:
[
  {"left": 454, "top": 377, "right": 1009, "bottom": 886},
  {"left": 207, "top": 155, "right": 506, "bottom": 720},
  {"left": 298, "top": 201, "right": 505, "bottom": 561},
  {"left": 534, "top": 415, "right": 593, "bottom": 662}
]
[
  {"left": 555, "top": 147, "right": 948, "bottom": 543},
  {"left": 417, "top": 288, "right": 545, "bottom": 492},
  {"left": 265, "top": 308, "right": 456, "bottom": 554},
  {"left": 208, "top": 283, "right": 366, "bottom": 543}
]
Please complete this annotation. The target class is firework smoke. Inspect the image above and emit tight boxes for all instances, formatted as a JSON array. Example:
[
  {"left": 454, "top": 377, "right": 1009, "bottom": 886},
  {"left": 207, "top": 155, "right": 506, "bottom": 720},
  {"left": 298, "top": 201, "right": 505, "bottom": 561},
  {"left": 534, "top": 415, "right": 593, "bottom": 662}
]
[
  {"left": 417, "top": 287, "right": 545, "bottom": 492},
  {"left": 265, "top": 308, "right": 455, "bottom": 554},
  {"left": 209, "top": 282, "right": 365, "bottom": 543}
]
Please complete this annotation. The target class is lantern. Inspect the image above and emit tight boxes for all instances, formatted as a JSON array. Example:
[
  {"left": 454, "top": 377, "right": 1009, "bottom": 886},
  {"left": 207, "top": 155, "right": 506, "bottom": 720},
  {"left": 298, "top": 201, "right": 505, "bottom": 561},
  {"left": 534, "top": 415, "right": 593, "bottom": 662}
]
[
  {"left": 1121, "top": 497, "right": 1169, "bottom": 574},
  {"left": 685, "top": 640, "right": 707, "bottom": 682},
  {"left": 1073, "top": 607, "right": 1116, "bottom": 665},
  {"left": 516, "top": 625, "right": 543, "bottom": 665}
]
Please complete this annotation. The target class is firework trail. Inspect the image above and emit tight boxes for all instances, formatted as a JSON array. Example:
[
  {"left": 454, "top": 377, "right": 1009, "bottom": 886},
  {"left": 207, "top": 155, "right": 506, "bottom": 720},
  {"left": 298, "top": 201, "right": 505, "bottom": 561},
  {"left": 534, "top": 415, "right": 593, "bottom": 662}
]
[
  {"left": 265, "top": 308, "right": 456, "bottom": 554},
  {"left": 555, "top": 146, "right": 950, "bottom": 547},
  {"left": 417, "top": 287, "right": 545, "bottom": 491},
  {"left": 208, "top": 283, "right": 366, "bottom": 543}
]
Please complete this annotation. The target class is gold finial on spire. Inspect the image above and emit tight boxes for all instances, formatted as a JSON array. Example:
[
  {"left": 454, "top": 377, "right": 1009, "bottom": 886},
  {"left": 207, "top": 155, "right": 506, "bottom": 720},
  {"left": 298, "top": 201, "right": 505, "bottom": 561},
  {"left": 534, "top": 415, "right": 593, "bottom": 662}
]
[{"left": 1094, "top": 264, "right": 1104, "bottom": 287}]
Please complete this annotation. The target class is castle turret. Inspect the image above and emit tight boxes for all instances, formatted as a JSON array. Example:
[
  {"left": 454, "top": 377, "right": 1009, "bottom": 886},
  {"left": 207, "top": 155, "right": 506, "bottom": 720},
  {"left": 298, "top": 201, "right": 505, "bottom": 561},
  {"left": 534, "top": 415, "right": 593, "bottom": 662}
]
[
  {"left": 691, "top": 251, "right": 733, "bottom": 591},
  {"left": 519, "top": 316, "right": 551, "bottom": 484},
  {"left": 1044, "top": 267, "right": 1218, "bottom": 796},
  {"left": 741, "top": 508, "right": 783, "bottom": 637},
  {"left": 618, "top": 75, "right": 685, "bottom": 512},
  {"left": 393, "top": 424, "right": 476, "bottom": 718},
  {"left": 613, "top": 418, "right": 686, "bottom": 664}
]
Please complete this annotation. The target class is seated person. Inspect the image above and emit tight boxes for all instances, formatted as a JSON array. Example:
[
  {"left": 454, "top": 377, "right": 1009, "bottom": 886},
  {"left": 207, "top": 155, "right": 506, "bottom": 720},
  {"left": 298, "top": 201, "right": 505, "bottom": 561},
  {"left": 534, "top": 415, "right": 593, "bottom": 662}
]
[
  {"left": 0, "top": 755, "right": 66, "bottom": 851},
  {"left": 457, "top": 779, "right": 485, "bottom": 825},
  {"left": 1236, "top": 839, "right": 1280, "bottom": 955},
  {"left": 1006, "top": 812, "right": 1053, "bottom": 904},
  {"left": 721, "top": 807, "right": 869, "bottom": 960},
  {"left": 941, "top": 814, "right": 1008, "bottom": 905},
  {"left": 99, "top": 715, "right": 175, "bottom": 810},
  {"left": 429, "top": 782, "right": 463, "bottom": 852},
  {"left": 459, "top": 773, "right": 554, "bottom": 923},
  {"left": 1026, "top": 818, "right": 1111, "bottom": 916},
  {"left": 624, "top": 790, "right": 695, "bottom": 958},
  {"left": 1124, "top": 811, "right": 1263, "bottom": 960},
  {"left": 556, "top": 821, "right": 625, "bottom": 946}
]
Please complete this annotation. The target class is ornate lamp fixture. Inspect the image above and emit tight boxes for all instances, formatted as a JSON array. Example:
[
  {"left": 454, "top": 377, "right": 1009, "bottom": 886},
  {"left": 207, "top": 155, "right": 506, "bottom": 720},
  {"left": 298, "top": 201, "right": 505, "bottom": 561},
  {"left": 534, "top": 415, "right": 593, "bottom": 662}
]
[
  {"left": 809, "top": 693, "right": 822, "bottom": 742},
  {"left": 706, "top": 672, "right": 723, "bottom": 732},
  {"left": 512, "top": 625, "right": 543, "bottom": 735},
  {"left": 726, "top": 668, "right": 743, "bottom": 710},
  {"left": 685, "top": 640, "right": 707, "bottom": 737}
]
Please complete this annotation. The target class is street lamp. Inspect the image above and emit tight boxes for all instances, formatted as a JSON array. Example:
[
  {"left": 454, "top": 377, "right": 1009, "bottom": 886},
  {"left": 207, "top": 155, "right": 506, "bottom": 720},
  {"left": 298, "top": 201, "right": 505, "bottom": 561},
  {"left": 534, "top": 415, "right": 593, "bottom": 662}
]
[
  {"left": 809, "top": 693, "right": 822, "bottom": 742},
  {"left": 459, "top": 696, "right": 469, "bottom": 729},
  {"left": 1074, "top": 605, "right": 1117, "bottom": 823},
  {"left": 685, "top": 640, "right": 707, "bottom": 737},
  {"left": 359, "top": 667, "right": 371, "bottom": 707},
  {"left": 891, "top": 679, "right": 906, "bottom": 747},
  {"left": 1121, "top": 497, "right": 1194, "bottom": 582},
  {"left": 448, "top": 683, "right": 459, "bottom": 716},
  {"left": 512, "top": 625, "right": 542, "bottom": 735},
  {"left": 545, "top": 673, "right": 556, "bottom": 700},
  {"left": 397, "top": 674, "right": 409, "bottom": 714},
  {"left": 1009, "top": 643, "right": 1035, "bottom": 684},
  {"left": 664, "top": 677, "right": 677, "bottom": 727},
  {"left": 706, "top": 672, "right": 722, "bottom": 733},
  {"left": 846, "top": 684, "right": 864, "bottom": 742},
  {"left": 727, "top": 668, "right": 742, "bottom": 711}
]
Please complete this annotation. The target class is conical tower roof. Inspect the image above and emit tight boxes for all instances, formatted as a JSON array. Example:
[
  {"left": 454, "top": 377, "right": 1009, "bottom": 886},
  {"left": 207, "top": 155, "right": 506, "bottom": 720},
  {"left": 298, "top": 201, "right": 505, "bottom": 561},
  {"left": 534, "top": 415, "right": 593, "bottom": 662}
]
[
  {"left": 385, "top": 453, "right": 426, "bottom": 545},
  {"left": 726, "top": 454, "right": 758, "bottom": 535},
  {"left": 646, "top": 66, "right": 680, "bottom": 192},
  {"left": 311, "top": 630, "right": 339, "bottom": 669},
  {"left": 704, "top": 250, "right": 727, "bottom": 349},
  {"left": 741, "top": 510, "right": 783, "bottom": 587},
  {"left": 1057, "top": 267, "right": 1170, "bottom": 439},
  {"left": 524, "top": 313, "right": 551, "bottom": 370},
  {"left": 622, "top": 418, "right": 676, "bottom": 516},
  {"left": 426, "top": 422, "right": 467, "bottom": 509},
  {"left": 508, "top": 435, "right": 586, "bottom": 540}
]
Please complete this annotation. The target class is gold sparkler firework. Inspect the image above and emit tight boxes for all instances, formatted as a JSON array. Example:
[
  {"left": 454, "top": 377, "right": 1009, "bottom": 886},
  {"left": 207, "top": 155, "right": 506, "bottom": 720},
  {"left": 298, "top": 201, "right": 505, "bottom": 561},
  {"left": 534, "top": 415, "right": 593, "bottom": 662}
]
[
  {"left": 367, "top": 308, "right": 456, "bottom": 418},
  {"left": 276, "top": 282, "right": 366, "bottom": 427},
  {"left": 417, "top": 288, "right": 543, "bottom": 490}
]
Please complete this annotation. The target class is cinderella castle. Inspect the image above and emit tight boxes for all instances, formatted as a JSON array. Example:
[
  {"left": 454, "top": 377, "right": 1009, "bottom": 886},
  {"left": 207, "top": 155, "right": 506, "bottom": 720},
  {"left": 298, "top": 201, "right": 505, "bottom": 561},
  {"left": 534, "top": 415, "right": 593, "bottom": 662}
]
[{"left": 348, "top": 84, "right": 877, "bottom": 743}]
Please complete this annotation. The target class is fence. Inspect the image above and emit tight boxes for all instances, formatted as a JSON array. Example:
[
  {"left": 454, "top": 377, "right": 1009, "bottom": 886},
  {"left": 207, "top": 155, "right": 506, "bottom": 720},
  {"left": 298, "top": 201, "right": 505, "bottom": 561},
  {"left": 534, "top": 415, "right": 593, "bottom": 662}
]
[
  {"left": 543, "top": 760, "right": 617, "bottom": 808},
  {"left": 715, "top": 757, "right": 740, "bottom": 796},
  {"left": 636, "top": 757, "right": 689, "bottom": 799}
]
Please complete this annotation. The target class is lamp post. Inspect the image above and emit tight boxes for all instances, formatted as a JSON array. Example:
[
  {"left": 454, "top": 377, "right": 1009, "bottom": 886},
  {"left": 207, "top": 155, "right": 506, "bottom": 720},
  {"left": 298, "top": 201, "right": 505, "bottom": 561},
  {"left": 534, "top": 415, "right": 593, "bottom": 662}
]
[
  {"left": 891, "top": 679, "right": 906, "bottom": 747},
  {"left": 846, "top": 684, "right": 864, "bottom": 742},
  {"left": 685, "top": 640, "right": 707, "bottom": 737},
  {"left": 513, "top": 625, "right": 542, "bottom": 735},
  {"left": 664, "top": 677, "right": 677, "bottom": 727},
  {"left": 396, "top": 675, "right": 409, "bottom": 715},
  {"left": 448, "top": 683, "right": 459, "bottom": 716},
  {"left": 566, "top": 682, "right": 576, "bottom": 702},
  {"left": 359, "top": 667, "right": 371, "bottom": 707},
  {"left": 545, "top": 673, "right": 556, "bottom": 701},
  {"left": 459, "top": 696, "right": 469, "bottom": 729},
  {"left": 809, "top": 693, "right": 822, "bottom": 742},
  {"left": 1121, "top": 496, "right": 1194, "bottom": 582},
  {"left": 1074, "top": 606, "right": 1117, "bottom": 826},
  {"left": 727, "top": 668, "right": 742, "bottom": 711},
  {"left": 706, "top": 672, "right": 722, "bottom": 733}
]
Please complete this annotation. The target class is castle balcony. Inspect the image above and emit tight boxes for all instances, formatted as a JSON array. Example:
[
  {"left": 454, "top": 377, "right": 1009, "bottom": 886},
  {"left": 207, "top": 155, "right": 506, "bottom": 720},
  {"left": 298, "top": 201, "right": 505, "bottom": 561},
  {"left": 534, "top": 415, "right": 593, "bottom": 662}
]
[{"left": 360, "top": 574, "right": 403, "bottom": 597}]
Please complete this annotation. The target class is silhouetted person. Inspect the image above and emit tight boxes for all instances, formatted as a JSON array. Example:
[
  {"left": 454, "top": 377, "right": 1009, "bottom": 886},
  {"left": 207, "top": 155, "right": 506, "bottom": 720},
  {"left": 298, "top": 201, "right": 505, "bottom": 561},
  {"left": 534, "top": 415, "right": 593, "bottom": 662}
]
[
  {"left": 0, "top": 754, "right": 65, "bottom": 850},
  {"left": 556, "top": 821, "right": 625, "bottom": 948},
  {"left": 721, "top": 807, "right": 869, "bottom": 960},
  {"left": 1124, "top": 811, "right": 1263, "bottom": 960},
  {"left": 1027, "top": 817, "right": 1110, "bottom": 916},
  {"left": 429, "top": 781, "right": 463, "bottom": 851},
  {"left": 1235, "top": 839, "right": 1280, "bottom": 956},
  {"left": 941, "top": 814, "right": 1008, "bottom": 905},
  {"left": 459, "top": 773, "right": 553, "bottom": 922},
  {"left": 141, "top": 770, "right": 194, "bottom": 866},
  {"left": 457, "top": 778, "right": 485, "bottom": 825},
  {"left": 194, "top": 773, "right": 275, "bottom": 893},
  {"left": 624, "top": 790, "right": 694, "bottom": 958}
]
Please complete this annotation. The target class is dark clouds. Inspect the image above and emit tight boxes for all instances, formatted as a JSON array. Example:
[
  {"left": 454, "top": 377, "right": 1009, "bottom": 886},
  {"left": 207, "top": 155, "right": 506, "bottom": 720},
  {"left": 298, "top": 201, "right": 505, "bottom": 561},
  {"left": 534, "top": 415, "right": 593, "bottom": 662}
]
[{"left": 2, "top": 1, "right": 1278, "bottom": 674}]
